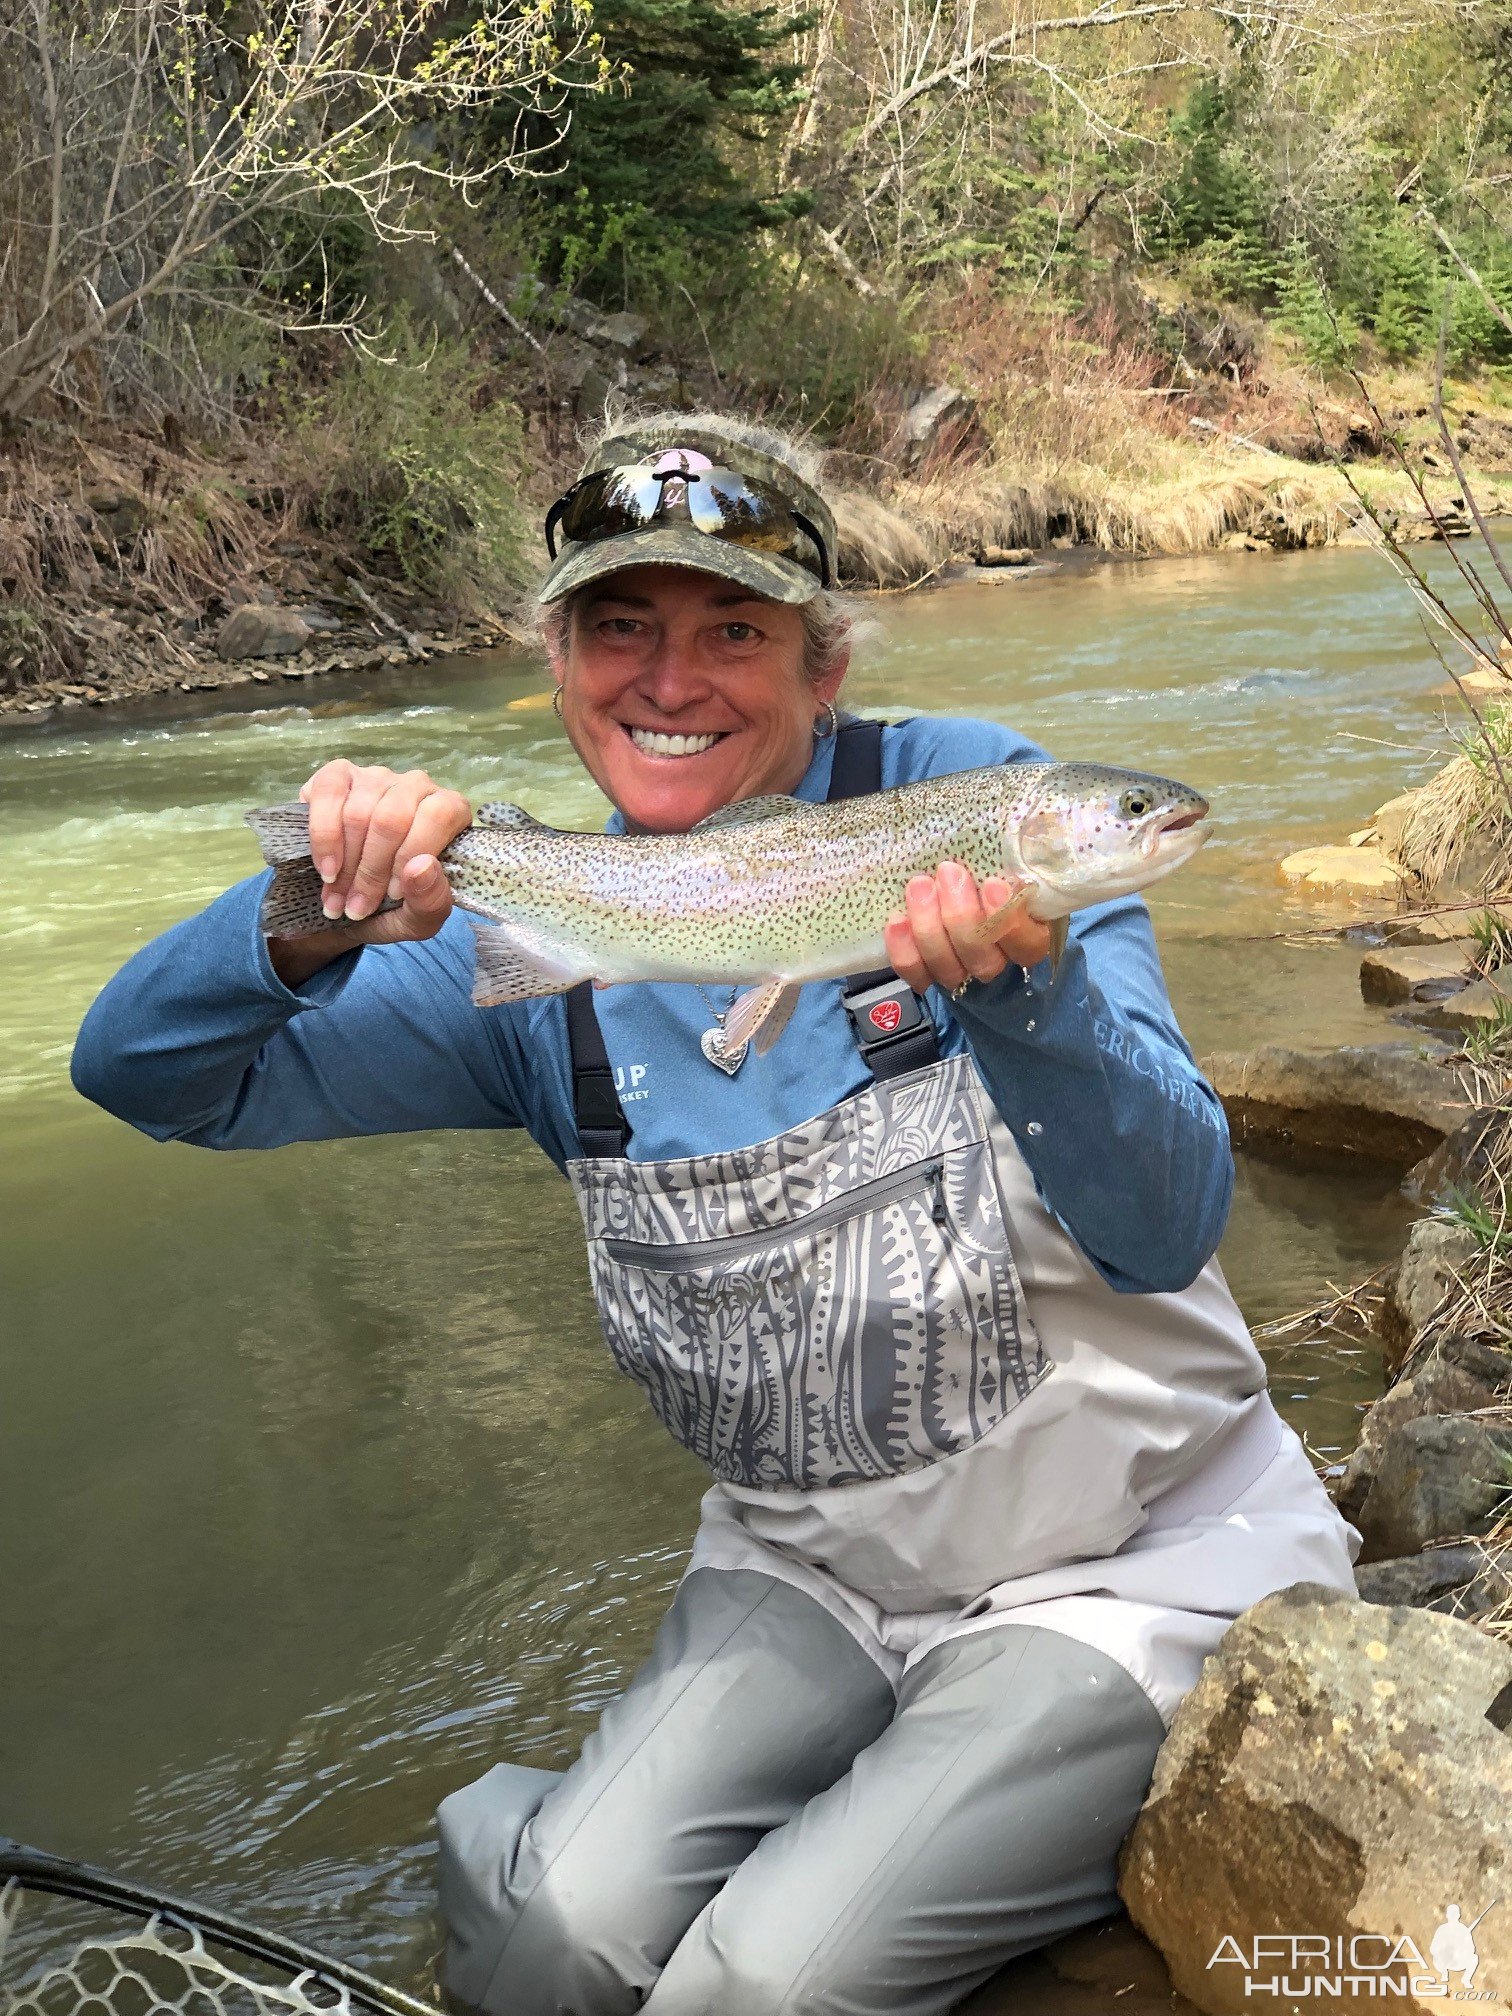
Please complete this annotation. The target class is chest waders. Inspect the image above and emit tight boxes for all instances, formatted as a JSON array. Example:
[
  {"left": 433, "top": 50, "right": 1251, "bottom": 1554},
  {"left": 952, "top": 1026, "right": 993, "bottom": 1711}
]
[
  {"left": 562, "top": 718, "right": 1052, "bottom": 1495},
  {"left": 437, "top": 722, "right": 1358, "bottom": 2016}
]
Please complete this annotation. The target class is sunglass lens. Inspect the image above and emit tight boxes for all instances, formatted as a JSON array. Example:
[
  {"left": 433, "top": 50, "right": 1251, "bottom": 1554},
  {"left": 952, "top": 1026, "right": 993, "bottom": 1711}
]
[
  {"left": 559, "top": 470, "right": 665, "bottom": 543},
  {"left": 691, "top": 473, "right": 788, "bottom": 552}
]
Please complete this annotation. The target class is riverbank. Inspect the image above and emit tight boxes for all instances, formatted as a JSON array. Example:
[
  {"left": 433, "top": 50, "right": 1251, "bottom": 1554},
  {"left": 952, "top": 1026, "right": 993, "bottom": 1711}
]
[{"left": 6, "top": 360, "right": 1512, "bottom": 722}]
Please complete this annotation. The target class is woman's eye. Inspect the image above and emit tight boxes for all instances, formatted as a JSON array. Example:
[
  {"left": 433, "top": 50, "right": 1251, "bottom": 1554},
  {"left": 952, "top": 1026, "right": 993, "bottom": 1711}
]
[
  {"left": 601, "top": 618, "right": 642, "bottom": 638},
  {"left": 723, "top": 623, "right": 758, "bottom": 644}
]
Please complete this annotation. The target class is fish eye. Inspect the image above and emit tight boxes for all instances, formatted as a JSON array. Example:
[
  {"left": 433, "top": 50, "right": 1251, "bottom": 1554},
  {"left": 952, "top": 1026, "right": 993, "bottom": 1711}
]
[{"left": 1119, "top": 788, "right": 1153, "bottom": 819}]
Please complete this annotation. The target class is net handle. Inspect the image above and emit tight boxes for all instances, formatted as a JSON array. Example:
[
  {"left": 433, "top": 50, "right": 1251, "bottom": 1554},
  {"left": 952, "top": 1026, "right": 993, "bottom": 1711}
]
[{"left": 0, "top": 1841, "right": 440, "bottom": 2016}]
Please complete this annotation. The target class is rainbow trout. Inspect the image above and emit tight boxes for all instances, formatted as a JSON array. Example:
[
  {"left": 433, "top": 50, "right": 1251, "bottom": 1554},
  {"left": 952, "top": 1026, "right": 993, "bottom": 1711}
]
[{"left": 247, "top": 761, "right": 1208, "bottom": 1064}]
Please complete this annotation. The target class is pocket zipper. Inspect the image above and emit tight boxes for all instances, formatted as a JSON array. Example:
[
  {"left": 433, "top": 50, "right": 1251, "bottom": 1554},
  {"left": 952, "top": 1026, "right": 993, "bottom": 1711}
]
[{"left": 603, "top": 1158, "right": 951, "bottom": 1271}]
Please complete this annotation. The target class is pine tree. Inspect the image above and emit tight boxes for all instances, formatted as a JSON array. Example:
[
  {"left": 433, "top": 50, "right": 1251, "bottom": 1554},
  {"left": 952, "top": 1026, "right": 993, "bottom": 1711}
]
[{"left": 516, "top": 0, "right": 811, "bottom": 304}]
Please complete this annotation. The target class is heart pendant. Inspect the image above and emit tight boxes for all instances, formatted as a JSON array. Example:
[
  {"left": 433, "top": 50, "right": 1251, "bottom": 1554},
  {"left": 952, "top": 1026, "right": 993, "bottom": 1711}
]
[{"left": 701, "top": 1025, "right": 748, "bottom": 1076}]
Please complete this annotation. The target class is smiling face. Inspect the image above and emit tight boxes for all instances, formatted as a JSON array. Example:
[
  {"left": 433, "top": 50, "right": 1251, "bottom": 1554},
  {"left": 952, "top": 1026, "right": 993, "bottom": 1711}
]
[{"left": 549, "top": 565, "right": 848, "bottom": 833}]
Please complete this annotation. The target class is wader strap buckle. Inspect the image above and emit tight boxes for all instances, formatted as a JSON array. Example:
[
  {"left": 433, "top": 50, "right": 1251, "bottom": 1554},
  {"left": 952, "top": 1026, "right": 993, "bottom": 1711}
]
[{"left": 841, "top": 971, "right": 937, "bottom": 1078}]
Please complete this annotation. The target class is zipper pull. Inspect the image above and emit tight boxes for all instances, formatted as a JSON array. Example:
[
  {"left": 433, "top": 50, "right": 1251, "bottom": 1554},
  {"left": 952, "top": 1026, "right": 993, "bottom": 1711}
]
[{"left": 930, "top": 1163, "right": 948, "bottom": 1225}]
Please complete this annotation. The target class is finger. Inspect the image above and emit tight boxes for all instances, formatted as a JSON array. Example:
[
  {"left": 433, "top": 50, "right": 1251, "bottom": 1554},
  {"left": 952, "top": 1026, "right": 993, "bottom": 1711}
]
[
  {"left": 935, "top": 861, "right": 1012, "bottom": 985},
  {"left": 903, "top": 873, "right": 969, "bottom": 995},
  {"left": 346, "top": 772, "right": 435, "bottom": 920},
  {"left": 388, "top": 788, "right": 473, "bottom": 898},
  {"left": 884, "top": 911, "right": 929, "bottom": 995},
  {"left": 361, "top": 854, "right": 453, "bottom": 946},
  {"left": 330, "top": 767, "right": 397, "bottom": 913},
  {"left": 303, "top": 760, "right": 355, "bottom": 893}
]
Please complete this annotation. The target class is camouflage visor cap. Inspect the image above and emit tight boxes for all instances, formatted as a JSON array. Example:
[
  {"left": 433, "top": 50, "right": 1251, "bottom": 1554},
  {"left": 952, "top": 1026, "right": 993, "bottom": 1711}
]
[{"left": 538, "top": 426, "right": 838, "bottom": 607}]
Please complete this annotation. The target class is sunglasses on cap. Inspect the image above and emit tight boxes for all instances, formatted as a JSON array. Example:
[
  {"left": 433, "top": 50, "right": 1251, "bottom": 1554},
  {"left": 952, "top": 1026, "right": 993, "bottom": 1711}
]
[{"left": 543, "top": 462, "right": 833, "bottom": 589}]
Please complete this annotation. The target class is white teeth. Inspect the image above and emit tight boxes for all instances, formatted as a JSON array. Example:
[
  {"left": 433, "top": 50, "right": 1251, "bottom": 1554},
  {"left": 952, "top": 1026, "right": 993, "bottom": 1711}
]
[{"left": 629, "top": 728, "right": 722, "bottom": 757}]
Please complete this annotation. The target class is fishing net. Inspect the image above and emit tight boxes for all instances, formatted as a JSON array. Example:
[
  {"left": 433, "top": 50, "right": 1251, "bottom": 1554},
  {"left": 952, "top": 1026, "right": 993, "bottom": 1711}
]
[
  {"left": 0, "top": 1849, "right": 435, "bottom": 2016},
  {"left": 2, "top": 1890, "right": 353, "bottom": 2016}
]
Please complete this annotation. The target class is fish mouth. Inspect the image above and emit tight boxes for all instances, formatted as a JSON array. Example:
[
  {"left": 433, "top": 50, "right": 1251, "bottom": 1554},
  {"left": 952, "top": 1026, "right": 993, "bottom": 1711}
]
[
  {"left": 623, "top": 725, "right": 731, "bottom": 760},
  {"left": 1141, "top": 802, "right": 1209, "bottom": 859},
  {"left": 1160, "top": 802, "right": 1208, "bottom": 834}
]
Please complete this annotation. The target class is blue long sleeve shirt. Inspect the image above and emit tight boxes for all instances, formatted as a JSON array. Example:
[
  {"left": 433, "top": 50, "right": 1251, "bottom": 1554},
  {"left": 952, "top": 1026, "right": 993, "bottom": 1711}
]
[{"left": 71, "top": 714, "right": 1232, "bottom": 1293}]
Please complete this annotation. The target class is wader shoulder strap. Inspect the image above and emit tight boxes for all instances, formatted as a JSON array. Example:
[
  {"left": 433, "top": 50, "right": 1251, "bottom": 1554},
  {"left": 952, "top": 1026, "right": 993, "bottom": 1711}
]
[
  {"left": 565, "top": 978, "right": 630, "bottom": 1159},
  {"left": 830, "top": 721, "right": 942, "bottom": 1083},
  {"left": 565, "top": 716, "right": 942, "bottom": 1155}
]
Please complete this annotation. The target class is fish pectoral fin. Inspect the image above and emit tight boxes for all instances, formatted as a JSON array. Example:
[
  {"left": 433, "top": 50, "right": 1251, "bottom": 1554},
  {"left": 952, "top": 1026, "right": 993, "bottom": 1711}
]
[
  {"left": 473, "top": 801, "right": 545, "bottom": 830},
  {"left": 719, "top": 979, "right": 803, "bottom": 1060},
  {"left": 1047, "top": 915, "right": 1069, "bottom": 976},
  {"left": 467, "top": 918, "right": 585, "bottom": 1007},
  {"left": 691, "top": 794, "right": 814, "bottom": 831},
  {"left": 960, "top": 883, "right": 1033, "bottom": 947}
]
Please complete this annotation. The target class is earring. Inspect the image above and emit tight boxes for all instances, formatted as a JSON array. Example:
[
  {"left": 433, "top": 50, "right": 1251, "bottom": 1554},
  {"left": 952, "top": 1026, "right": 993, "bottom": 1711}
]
[
  {"left": 552, "top": 686, "right": 565, "bottom": 718},
  {"left": 814, "top": 699, "right": 839, "bottom": 739}
]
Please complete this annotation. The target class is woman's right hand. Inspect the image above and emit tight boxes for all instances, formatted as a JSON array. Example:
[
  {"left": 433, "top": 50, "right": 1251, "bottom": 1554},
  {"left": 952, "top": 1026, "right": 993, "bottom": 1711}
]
[{"left": 269, "top": 761, "right": 473, "bottom": 985}]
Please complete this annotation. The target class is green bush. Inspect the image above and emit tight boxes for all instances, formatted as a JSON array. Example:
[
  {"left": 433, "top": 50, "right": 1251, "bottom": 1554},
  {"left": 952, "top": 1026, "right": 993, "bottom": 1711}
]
[{"left": 292, "top": 318, "right": 530, "bottom": 607}]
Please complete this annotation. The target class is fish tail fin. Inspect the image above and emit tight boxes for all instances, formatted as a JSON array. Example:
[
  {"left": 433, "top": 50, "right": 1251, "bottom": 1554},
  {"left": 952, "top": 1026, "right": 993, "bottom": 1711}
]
[
  {"left": 245, "top": 802, "right": 334, "bottom": 939},
  {"left": 467, "top": 916, "right": 586, "bottom": 1007},
  {"left": 246, "top": 801, "right": 313, "bottom": 864}
]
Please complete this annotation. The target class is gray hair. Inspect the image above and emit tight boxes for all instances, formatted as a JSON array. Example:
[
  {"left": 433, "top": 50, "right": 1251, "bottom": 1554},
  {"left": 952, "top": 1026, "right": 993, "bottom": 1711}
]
[{"left": 534, "top": 406, "right": 862, "bottom": 685}]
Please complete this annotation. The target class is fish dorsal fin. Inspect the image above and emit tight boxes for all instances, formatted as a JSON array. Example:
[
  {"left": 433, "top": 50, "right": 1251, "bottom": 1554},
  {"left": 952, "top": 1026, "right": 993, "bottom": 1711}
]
[
  {"left": 692, "top": 794, "right": 813, "bottom": 832},
  {"left": 473, "top": 801, "right": 543, "bottom": 830}
]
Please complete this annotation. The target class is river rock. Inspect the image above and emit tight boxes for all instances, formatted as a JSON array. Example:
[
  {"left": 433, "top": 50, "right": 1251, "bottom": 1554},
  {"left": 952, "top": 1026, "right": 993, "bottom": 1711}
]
[
  {"left": 1119, "top": 1584, "right": 1512, "bottom": 2016},
  {"left": 1405, "top": 1107, "right": 1506, "bottom": 1207},
  {"left": 1355, "top": 1411, "right": 1512, "bottom": 1560},
  {"left": 1335, "top": 1341, "right": 1505, "bottom": 1520},
  {"left": 1359, "top": 941, "right": 1474, "bottom": 1004},
  {"left": 1278, "top": 841, "right": 1402, "bottom": 897},
  {"left": 1369, "top": 789, "right": 1423, "bottom": 860},
  {"left": 1432, "top": 974, "right": 1512, "bottom": 1033},
  {"left": 216, "top": 604, "right": 313, "bottom": 659},
  {"left": 1355, "top": 1542, "right": 1512, "bottom": 1619},
  {"left": 1353, "top": 1541, "right": 1487, "bottom": 1607},
  {"left": 1376, "top": 1217, "right": 1480, "bottom": 1370},
  {"left": 897, "top": 386, "right": 984, "bottom": 470},
  {"left": 1201, "top": 1042, "right": 1468, "bottom": 1166}
]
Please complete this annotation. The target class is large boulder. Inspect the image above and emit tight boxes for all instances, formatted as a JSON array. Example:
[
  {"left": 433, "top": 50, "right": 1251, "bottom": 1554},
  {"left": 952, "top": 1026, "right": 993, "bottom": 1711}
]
[
  {"left": 1121, "top": 1585, "right": 1512, "bottom": 2016},
  {"left": 896, "top": 386, "right": 986, "bottom": 471},
  {"left": 216, "top": 604, "right": 313, "bottom": 659},
  {"left": 1354, "top": 1412, "right": 1512, "bottom": 1561},
  {"left": 1201, "top": 1043, "right": 1469, "bottom": 1167},
  {"left": 1378, "top": 1220, "right": 1479, "bottom": 1370},
  {"left": 1335, "top": 1335, "right": 1508, "bottom": 1521}
]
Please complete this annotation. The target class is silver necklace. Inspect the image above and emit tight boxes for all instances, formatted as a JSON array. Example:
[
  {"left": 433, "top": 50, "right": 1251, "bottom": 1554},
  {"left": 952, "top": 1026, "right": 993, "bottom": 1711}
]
[{"left": 695, "top": 982, "right": 747, "bottom": 1076}]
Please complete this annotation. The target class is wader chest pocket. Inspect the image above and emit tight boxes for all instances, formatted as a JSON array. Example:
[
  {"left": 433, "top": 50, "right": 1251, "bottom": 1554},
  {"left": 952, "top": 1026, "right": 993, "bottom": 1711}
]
[{"left": 587, "top": 1139, "right": 1048, "bottom": 1492}]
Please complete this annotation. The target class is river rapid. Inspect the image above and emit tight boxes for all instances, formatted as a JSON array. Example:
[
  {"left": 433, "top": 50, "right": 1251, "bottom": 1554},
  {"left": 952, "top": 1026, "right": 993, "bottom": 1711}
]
[{"left": 0, "top": 543, "right": 1479, "bottom": 1981}]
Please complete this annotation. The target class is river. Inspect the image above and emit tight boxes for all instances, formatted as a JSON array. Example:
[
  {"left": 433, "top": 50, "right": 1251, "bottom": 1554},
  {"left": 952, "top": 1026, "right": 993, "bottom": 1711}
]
[{"left": 0, "top": 542, "right": 1476, "bottom": 1983}]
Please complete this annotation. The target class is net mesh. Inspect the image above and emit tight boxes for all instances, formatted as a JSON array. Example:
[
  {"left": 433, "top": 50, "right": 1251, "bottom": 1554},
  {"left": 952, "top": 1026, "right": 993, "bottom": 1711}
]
[{"left": 1, "top": 1883, "right": 361, "bottom": 2016}]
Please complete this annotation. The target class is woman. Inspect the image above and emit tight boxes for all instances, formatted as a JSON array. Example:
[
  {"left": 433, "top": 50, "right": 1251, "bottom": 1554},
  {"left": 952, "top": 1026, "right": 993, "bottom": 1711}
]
[{"left": 72, "top": 411, "right": 1358, "bottom": 2016}]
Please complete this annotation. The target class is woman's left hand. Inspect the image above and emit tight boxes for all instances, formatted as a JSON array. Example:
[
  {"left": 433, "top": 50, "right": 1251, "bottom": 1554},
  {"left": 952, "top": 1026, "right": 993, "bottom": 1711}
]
[{"left": 885, "top": 862, "right": 1053, "bottom": 997}]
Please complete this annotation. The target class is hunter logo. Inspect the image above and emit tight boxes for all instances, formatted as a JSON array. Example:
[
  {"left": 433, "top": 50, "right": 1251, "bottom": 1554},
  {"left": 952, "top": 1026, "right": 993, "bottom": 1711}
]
[
  {"left": 1207, "top": 1902, "right": 1501, "bottom": 2000},
  {"left": 868, "top": 999, "right": 903, "bottom": 1033}
]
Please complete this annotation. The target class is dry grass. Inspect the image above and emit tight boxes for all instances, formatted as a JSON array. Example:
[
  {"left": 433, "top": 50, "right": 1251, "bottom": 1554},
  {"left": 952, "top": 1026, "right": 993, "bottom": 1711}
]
[
  {"left": 1395, "top": 706, "right": 1512, "bottom": 897},
  {"left": 0, "top": 430, "right": 281, "bottom": 686}
]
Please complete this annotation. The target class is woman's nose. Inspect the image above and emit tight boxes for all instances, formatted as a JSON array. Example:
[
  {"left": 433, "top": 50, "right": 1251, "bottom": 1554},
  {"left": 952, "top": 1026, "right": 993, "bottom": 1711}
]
[{"left": 637, "top": 641, "right": 713, "bottom": 712}]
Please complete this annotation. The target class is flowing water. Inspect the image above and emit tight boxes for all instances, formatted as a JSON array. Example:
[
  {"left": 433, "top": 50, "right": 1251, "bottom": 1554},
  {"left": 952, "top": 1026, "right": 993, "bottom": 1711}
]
[{"left": 0, "top": 543, "right": 1483, "bottom": 1979}]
